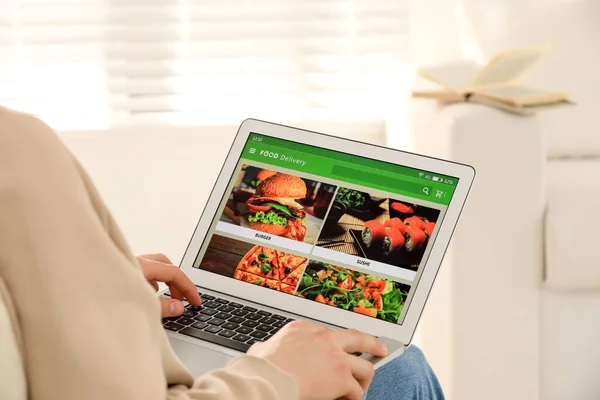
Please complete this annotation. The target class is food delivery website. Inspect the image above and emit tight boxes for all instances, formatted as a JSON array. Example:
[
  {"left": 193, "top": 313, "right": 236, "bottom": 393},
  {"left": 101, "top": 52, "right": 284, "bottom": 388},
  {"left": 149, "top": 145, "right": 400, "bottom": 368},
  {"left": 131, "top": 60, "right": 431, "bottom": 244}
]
[{"left": 193, "top": 133, "right": 458, "bottom": 324}]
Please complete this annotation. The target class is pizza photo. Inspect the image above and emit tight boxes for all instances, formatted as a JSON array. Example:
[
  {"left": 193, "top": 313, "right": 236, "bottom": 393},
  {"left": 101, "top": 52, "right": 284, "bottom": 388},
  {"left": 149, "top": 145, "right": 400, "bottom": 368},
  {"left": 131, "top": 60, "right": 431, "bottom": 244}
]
[{"left": 233, "top": 245, "right": 308, "bottom": 294}]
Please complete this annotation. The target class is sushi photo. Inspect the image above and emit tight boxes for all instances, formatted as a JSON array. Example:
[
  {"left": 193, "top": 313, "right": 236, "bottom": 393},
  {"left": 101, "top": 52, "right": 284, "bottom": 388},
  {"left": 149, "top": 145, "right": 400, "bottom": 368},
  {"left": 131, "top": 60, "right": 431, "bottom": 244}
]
[
  {"left": 316, "top": 191, "right": 440, "bottom": 271},
  {"left": 361, "top": 220, "right": 386, "bottom": 248}
]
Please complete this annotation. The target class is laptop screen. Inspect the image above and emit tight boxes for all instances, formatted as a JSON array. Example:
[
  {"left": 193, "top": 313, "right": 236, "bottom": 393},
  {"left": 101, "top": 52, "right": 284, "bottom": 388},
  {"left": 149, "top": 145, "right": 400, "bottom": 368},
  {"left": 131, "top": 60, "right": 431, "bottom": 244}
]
[{"left": 193, "top": 133, "right": 458, "bottom": 325}]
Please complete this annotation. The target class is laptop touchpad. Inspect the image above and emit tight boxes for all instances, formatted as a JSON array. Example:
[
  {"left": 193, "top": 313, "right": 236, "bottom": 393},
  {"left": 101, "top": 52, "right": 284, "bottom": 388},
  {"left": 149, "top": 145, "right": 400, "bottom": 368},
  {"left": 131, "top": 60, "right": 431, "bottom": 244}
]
[{"left": 169, "top": 337, "right": 234, "bottom": 377}]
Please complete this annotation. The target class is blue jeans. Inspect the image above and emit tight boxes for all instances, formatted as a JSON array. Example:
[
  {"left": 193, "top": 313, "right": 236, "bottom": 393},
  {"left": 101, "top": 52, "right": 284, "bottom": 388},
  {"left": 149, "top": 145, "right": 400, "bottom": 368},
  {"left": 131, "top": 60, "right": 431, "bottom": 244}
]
[{"left": 363, "top": 345, "right": 445, "bottom": 400}]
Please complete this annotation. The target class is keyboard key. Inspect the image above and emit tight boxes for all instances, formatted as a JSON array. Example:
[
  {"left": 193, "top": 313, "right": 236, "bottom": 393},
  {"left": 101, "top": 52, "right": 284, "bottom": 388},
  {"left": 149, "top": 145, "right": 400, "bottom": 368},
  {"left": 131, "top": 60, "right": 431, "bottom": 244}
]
[
  {"left": 179, "top": 327, "right": 250, "bottom": 353},
  {"left": 233, "top": 334, "right": 251, "bottom": 342},
  {"left": 177, "top": 317, "right": 196, "bottom": 326},
  {"left": 216, "top": 298, "right": 229, "bottom": 304},
  {"left": 272, "top": 314, "right": 286, "bottom": 320},
  {"left": 235, "top": 326, "right": 253, "bottom": 334},
  {"left": 194, "top": 314, "right": 212, "bottom": 322},
  {"left": 218, "top": 330, "right": 236, "bottom": 338},
  {"left": 247, "top": 339, "right": 262, "bottom": 346},
  {"left": 229, "top": 316, "right": 245, "bottom": 324},
  {"left": 187, "top": 305, "right": 203, "bottom": 312},
  {"left": 201, "top": 294, "right": 216, "bottom": 300},
  {"left": 250, "top": 330, "right": 268, "bottom": 339},
  {"left": 285, "top": 318, "right": 295, "bottom": 323},
  {"left": 229, "top": 302, "right": 243, "bottom": 308},
  {"left": 243, "top": 306, "right": 257, "bottom": 313},
  {"left": 164, "top": 322, "right": 184, "bottom": 332},
  {"left": 259, "top": 317, "right": 277, "bottom": 325},
  {"left": 222, "top": 322, "right": 239, "bottom": 331},
  {"left": 182, "top": 310, "right": 196, "bottom": 318},
  {"left": 242, "top": 320, "right": 259, "bottom": 328},
  {"left": 231, "top": 309, "right": 249, "bottom": 317},
  {"left": 204, "top": 325, "right": 222, "bottom": 334},
  {"left": 246, "top": 313, "right": 262, "bottom": 321},
  {"left": 264, "top": 334, "right": 273, "bottom": 341},
  {"left": 270, "top": 328, "right": 280, "bottom": 335},
  {"left": 257, "top": 310, "right": 272, "bottom": 317},
  {"left": 204, "top": 301, "right": 221, "bottom": 309},
  {"left": 273, "top": 321, "right": 286, "bottom": 328},
  {"left": 256, "top": 324, "right": 274, "bottom": 332},
  {"left": 215, "top": 312, "right": 231, "bottom": 320},
  {"left": 200, "top": 308, "right": 218, "bottom": 316},
  {"left": 208, "top": 318, "right": 225, "bottom": 326},
  {"left": 191, "top": 321, "right": 208, "bottom": 330},
  {"left": 219, "top": 305, "right": 235, "bottom": 313}
]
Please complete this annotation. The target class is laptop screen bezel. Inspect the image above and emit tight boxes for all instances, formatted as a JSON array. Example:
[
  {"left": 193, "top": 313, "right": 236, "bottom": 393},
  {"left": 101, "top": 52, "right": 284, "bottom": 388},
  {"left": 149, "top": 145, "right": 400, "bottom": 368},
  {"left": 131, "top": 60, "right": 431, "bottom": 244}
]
[{"left": 179, "top": 118, "right": 475, "bottom": 345}]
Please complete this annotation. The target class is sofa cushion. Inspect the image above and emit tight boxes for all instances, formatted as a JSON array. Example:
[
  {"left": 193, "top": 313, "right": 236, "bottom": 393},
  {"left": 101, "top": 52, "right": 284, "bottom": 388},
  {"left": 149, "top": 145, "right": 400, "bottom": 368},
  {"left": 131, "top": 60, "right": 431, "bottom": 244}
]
[
  {"left": 540, "top": 289, "right": 600, "bottom": 400},
  {"left": 545, "top": 159, "right": 600, "bottom": 290}
]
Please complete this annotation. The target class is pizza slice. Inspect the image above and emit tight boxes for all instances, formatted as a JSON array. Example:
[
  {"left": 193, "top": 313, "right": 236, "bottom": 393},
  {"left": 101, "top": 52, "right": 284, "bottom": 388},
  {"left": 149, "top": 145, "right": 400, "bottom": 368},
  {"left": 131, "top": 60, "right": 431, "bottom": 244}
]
[
  {"left": 280, "top": 283, "right": 296, "bottom": 294},
  {"left": 277, "top": 251, "right": 306, "bottom": 270},
  {"left": 281, "top": 263, "right": 305, "bottom": 287},
  {"left": 276, "top": 251, "right": 307, "bottom": 281},
  {"left": 262, "top": 278, "right": 281, "bottom": 291},
  {"left": 233, "top": 270, "right": 266, "bottom": 286},
  {"left": 238, "top": 246, "right": 279, "bottom": 280}
]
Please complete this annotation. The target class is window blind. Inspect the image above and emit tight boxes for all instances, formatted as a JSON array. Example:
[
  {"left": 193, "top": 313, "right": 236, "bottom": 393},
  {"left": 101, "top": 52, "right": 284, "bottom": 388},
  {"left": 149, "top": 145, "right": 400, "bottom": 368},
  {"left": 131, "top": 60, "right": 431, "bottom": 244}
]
[{"left": 0, "top": 0, "right": 409, "bottom": 131}]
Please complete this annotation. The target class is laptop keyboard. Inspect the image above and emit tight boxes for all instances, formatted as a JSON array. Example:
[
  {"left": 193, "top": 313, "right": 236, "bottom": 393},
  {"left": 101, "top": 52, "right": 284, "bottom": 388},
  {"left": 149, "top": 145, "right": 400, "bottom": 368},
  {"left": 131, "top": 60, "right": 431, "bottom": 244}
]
[{"left": 162, "top": 291, "right": 295, "bottom": 353}]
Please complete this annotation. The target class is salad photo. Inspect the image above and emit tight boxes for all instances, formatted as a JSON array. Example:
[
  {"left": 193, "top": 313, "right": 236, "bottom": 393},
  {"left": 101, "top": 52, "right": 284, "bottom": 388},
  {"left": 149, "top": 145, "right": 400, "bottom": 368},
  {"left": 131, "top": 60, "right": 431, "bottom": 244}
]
[{"left": 296, "top": 261, "right": 411, "bottom": 323}]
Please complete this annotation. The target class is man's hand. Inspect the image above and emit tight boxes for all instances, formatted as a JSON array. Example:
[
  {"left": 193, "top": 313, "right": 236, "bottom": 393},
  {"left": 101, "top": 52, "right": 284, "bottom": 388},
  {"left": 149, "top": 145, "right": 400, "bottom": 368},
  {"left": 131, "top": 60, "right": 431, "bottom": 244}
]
[
  {"left": 248, "top": 320, "right": 388, "bottom": 400},
  {"left": 136, "top": 254, "right": 202, "bottom": 318}
]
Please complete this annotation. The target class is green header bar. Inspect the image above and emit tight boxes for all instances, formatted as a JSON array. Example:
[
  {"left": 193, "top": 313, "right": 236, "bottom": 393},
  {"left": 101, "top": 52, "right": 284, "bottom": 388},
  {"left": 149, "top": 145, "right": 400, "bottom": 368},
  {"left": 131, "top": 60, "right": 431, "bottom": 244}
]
[{"left": 241, "top": 133, "right": 457, "bottom": 206}]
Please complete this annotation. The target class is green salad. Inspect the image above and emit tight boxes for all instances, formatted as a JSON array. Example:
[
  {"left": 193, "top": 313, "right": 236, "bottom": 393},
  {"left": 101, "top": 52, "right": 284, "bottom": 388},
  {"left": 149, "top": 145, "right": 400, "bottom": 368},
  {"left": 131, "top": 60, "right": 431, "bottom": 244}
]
[{"left": 297, "top": 261, "right": 408, "bottom": 323}]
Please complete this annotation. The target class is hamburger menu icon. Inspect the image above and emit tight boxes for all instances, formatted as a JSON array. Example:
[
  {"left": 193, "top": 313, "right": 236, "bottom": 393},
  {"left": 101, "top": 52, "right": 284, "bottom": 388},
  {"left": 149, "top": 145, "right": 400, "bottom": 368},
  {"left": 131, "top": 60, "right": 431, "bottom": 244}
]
[{"left": 245, "top": 173, "right": 307, "bottom": 241}]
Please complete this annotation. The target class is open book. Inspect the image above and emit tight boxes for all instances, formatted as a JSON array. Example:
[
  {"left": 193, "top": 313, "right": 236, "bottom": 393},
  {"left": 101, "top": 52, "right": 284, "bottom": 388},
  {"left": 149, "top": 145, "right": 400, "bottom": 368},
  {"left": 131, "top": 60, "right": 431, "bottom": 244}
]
[{"left": 413, "top": 47, "right": 572, "bottom": 114}]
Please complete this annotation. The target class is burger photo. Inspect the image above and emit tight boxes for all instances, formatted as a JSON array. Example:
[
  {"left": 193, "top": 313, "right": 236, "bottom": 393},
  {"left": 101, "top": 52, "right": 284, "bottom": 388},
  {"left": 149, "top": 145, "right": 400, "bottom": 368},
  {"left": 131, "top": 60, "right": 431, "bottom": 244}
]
[
  {"left": 249, "top": 169, "right": 277, "bottom": 189},
  {"left": 245, "top": 173, "right": 307, "bottom": 241}
]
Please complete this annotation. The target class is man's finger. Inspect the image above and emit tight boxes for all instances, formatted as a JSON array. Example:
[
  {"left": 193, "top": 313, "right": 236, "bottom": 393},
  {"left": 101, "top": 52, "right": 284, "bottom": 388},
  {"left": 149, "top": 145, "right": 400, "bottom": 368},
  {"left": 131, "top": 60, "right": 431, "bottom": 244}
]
[
  {"left": 160, "top": 298, "right": 184, "bottom": 318},
  {"left": 148, "top": 280, "right": 159, "bottom": 292},
  {"left": 139, "top": 253, "right": 173, "bottom": 264},
  {"left": 169, "top": 286, "right": 184, "bottom": 301},
  {"left": 346, "top": 353, "right": 375, "bottom": 392},
  {"left": 340, "top": 372, "right": 366, "bottom": 400},
  {"left": 333, "top": 329, "right": 388, "bottom": 357},
  {"left": 145, "top": 262, "right": 201, "bottom": 306}
]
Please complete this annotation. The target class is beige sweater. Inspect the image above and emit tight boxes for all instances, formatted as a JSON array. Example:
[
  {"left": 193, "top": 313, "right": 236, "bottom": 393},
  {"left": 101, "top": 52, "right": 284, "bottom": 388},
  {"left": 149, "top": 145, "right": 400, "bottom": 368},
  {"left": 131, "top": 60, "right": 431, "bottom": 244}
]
[{"left": 0, "top": 107, "right": 299, "bottom": 400}]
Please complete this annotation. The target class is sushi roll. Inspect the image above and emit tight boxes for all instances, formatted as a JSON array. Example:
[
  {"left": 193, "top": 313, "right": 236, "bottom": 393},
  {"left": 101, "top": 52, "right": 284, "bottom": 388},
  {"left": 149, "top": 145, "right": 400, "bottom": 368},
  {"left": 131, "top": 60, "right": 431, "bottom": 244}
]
[
  {"left": 383, "top": 227, "right": 406, "bottom": 256},
  {"left": 424, "top": 222, "right": 436, "bottom": 236},
  {"left": 362, "top": 220, "right": 386, "bottom": 248},
  {"left": 404, "top": 216, "right": 426, "bottom": 230},
  {"left": 389, "top": 201, "right": 415, "bottom": 220},
  {"left": 405, "top": 225, "right": 427, "bottom": 252},
  {"left": 384, "top": 217, "right": 406, "bottom": 234}
]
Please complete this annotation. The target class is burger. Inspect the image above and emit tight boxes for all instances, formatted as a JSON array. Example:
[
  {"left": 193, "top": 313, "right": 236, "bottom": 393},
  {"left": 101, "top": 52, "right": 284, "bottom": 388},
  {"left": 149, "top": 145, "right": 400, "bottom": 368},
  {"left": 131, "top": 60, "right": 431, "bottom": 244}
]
[
  {"left": 250, "top": 169, "right": 277, "bottom": 189},
  {"left": 246, "top": 173, "right": 307, "bottom": 241}
]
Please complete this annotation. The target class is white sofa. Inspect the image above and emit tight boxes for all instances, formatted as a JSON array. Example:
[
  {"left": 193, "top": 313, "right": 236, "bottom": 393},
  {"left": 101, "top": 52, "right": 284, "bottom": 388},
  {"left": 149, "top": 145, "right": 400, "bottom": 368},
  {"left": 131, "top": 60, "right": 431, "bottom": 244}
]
[{"left": 405, "top": 1, "right": 600, "bottom": 399}]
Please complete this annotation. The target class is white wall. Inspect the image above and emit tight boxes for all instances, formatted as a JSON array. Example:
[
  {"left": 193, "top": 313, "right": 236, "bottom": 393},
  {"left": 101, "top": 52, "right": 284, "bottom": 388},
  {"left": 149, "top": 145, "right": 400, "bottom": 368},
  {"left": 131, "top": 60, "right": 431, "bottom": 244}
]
[{"left": 60, "top": 122, "right": 385, "bottom": 263}]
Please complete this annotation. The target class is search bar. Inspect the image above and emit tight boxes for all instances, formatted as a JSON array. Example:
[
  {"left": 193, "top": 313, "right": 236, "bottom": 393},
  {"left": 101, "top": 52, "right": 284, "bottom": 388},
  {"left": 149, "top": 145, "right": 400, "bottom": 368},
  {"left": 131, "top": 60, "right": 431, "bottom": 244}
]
[{"left": 331, "top": 165, "right": 431, "bottom": 197}]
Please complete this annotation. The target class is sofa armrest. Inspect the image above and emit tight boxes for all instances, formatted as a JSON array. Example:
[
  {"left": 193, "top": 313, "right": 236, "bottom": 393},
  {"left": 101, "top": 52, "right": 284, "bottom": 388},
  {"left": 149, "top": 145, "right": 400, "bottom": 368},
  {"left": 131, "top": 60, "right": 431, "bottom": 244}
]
[{"left": 401, "top": 101, "right": 546, "bottom": 400}]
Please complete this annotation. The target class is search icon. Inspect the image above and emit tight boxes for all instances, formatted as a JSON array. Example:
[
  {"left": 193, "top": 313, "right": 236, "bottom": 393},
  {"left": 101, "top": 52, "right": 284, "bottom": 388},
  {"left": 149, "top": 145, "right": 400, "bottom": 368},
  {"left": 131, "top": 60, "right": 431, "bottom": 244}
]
[{"left": 422, "top": 187, "right": 430, "bottom": 196}]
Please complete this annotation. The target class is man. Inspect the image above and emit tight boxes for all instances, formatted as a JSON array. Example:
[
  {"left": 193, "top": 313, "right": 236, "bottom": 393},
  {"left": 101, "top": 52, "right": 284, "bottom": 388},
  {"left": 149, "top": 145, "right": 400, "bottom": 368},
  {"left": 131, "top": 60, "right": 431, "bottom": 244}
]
[{"left": 0, "top": 106, "right": 444, "bottom": 399}]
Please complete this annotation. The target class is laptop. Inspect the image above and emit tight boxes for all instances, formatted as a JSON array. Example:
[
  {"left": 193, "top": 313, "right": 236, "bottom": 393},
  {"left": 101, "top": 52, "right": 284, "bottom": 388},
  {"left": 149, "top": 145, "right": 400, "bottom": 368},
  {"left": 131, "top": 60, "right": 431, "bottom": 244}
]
[{"left": 161, "top": 119, "right": 475, "bottom": 377}]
